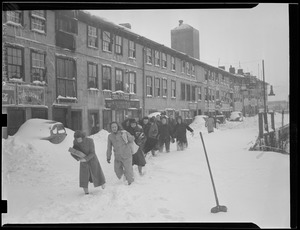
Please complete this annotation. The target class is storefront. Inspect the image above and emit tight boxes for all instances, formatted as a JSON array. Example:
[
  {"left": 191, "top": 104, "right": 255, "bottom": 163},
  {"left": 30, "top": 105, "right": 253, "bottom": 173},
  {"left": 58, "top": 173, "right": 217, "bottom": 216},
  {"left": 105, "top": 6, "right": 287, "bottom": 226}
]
[
  {"left": 2, "top": 83, "right": 47, "bottom": 137},
  {"left": 103, "top": 91, "right": 141, "bottom": 130}
]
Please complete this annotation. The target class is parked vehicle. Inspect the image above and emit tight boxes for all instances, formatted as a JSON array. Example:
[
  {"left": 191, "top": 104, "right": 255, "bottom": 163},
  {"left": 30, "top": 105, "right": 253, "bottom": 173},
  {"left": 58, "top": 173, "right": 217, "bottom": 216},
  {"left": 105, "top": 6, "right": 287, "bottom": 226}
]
[
  {"left": 15, "top": 118, "right": 68, "bottom": 144},
  {"left": 229, "top": 111, "right": 244, "bottom": 122}
]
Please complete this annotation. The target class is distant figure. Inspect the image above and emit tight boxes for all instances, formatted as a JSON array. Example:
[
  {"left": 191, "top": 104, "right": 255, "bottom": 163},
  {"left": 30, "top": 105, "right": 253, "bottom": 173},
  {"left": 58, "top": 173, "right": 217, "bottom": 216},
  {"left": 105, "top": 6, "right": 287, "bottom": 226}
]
[
  {"left": 168, "top": 114, "right": 177, "bottom": 137},
  {"left": 106, "top": 122, "right": 135, "bottom": 185},
  {"left": 205, "top": 115, "right": 215, "bottom": 133},
  {"left": 143, "top": 117, "right": 159, "bottom": 156},
  {"left": 72, "top": 130, "right": 106, "bottom": 195},
  {"left": 173, "top": 116, "right": 194, "bottom": 151},
  {"left": 158, "top": 116, "right": 174, "bottom": 153}
]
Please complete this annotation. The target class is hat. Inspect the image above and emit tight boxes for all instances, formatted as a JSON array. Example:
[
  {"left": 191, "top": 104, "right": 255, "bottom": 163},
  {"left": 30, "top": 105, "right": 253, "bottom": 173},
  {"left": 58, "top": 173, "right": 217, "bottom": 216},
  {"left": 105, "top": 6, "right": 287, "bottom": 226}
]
[
  {"left": 129, "top": 118, "right": 137, "bottom": 124},
  {"left": 74, "top": 130, "right": 86, "bottom": 138}
]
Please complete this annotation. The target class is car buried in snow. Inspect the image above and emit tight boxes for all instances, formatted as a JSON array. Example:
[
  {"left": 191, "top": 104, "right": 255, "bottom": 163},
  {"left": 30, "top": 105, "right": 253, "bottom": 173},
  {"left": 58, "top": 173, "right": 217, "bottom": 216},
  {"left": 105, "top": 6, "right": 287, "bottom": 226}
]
[
  {"left": 14, "top": 119, "right": 68, "bottom": 144},
  {"left": 229, "top": 111, "right": 244, "bottom": 122}
]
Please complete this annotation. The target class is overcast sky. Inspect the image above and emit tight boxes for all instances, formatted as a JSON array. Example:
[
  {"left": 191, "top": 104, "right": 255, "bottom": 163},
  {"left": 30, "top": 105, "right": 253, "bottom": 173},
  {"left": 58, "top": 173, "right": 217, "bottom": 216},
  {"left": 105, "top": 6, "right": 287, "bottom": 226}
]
[{"left": 87, "top": 3, "right": 289, "bottom": 101}]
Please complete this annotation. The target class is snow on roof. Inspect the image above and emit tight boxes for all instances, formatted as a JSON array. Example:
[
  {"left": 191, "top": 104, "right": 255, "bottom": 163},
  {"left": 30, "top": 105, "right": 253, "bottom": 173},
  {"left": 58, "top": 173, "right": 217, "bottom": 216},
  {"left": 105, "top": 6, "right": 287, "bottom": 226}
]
[{"left": 172, "top": 23, "right": 193, "bottom": 30}]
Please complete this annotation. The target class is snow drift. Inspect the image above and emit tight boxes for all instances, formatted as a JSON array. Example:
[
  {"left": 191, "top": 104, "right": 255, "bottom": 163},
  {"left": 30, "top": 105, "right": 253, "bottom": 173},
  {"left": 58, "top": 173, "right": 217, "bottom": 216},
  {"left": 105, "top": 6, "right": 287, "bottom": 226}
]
[{"left": 1, "top": 114, "right": 290, "bottom": 227}]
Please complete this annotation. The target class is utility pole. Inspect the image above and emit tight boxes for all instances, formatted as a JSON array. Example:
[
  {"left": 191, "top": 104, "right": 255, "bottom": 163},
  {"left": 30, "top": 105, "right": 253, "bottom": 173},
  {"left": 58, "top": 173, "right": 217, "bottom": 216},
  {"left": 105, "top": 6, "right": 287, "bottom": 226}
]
[{"left": 262, "top": 60, "right": 269, "bottom": 134}]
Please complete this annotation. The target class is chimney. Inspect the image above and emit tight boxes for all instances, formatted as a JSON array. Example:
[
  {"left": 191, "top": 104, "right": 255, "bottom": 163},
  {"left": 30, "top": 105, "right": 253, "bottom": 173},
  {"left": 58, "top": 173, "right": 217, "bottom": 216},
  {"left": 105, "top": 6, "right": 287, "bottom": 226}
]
[
  {"left": 179, "top": 20, "right": 183, "bottom": 26},
  {"left": 119, "top": 23, "right": 131, "bottom": 29},
  {"left": 229, "top": 65, "right": 235, "bottom": 74},
  {"left": 237, "top": 68, "right": 243, "bottom": 75}
]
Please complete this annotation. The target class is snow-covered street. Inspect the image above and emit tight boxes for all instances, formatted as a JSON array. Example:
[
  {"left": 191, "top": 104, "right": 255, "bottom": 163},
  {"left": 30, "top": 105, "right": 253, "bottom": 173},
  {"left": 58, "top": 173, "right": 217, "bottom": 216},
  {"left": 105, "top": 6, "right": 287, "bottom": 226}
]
[{"left": 2, "top": 114, "right": 290, "bottom": 227}]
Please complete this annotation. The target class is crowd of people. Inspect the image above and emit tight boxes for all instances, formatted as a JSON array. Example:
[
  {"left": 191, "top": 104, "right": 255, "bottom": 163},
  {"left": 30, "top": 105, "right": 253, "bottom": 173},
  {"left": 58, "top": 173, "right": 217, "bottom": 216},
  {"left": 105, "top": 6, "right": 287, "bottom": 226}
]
[{"left": 71, "top": 113, "right": 195, "bottom": 194}]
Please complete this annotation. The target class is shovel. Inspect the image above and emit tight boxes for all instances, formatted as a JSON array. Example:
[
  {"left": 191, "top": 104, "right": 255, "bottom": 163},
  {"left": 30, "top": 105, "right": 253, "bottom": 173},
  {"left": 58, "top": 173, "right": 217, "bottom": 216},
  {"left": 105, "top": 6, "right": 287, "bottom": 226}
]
[{"left": 200, "top": 132, "right": 227, "bottom": 213}]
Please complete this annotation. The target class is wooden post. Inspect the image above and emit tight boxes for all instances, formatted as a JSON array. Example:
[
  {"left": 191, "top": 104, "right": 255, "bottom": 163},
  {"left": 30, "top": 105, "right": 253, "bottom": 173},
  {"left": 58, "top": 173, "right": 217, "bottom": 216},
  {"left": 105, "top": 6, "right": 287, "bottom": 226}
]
[
  {"left": 258, "top": 112, "right": 263, "bottom": 138},
  {"left": 270, "top": 111, "right": 275, "bottom": 131},
  {"left": 282, "top": 109, "right": 284, "bottom": 128}
]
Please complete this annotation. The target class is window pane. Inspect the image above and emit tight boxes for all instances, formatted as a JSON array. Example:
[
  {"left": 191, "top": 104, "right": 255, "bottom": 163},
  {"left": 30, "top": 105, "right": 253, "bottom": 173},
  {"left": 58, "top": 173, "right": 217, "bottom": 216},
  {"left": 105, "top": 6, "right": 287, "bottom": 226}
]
[
  {"left": 57, "top": 79, "right": 66, "bottom": 96},
  {"left": 66, "top": 80, "right": 76, "bottom": 97}
]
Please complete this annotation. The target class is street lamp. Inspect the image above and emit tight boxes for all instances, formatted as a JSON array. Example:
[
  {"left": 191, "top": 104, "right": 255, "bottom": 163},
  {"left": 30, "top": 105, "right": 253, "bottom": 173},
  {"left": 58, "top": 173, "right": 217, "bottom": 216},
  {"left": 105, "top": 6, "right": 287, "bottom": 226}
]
[{"left": 268, "top": 85, "right": 275, "bottom": 96}]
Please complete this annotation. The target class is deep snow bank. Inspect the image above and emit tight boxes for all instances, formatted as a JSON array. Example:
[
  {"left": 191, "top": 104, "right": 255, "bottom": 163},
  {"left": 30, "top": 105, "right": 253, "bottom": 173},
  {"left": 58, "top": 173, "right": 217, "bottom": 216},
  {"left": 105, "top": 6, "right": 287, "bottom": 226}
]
[{"left": 1, "top": 115, "right": 290, "bottom": 227}]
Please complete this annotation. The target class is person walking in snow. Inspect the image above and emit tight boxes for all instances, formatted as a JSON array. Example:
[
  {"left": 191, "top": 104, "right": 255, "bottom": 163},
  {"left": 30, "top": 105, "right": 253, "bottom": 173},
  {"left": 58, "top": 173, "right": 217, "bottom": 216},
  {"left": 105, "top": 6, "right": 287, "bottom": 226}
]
[
  {"left": 127, "top": 119, "right": 147, "bottom": 175},
  {"left": 158, "top": 116, "right": 174, "bottom": 153},
  {"left": 173, "top": 116, "right": 194, "bottom": 151},
  {"left": 143, "top": 117, "right": 159, "bottom": 156},
  {"left": 168, "top": 114, "right": 177, "bottom": 136},
  {"left": 106, "top": 122, "right": 135, "bottom": 185},
  {"left": 72, "top": 130, "right": 106, "bottom": 195},
  {"left": 205, "top": 115, "right": 215, "bottom": 133}
]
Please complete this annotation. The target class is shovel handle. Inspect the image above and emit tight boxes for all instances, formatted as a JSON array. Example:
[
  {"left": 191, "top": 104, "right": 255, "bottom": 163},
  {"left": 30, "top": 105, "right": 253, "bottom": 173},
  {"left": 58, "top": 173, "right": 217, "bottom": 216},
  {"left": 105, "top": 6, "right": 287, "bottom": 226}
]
[{"left": 200, "top": 132, "right": 220, "bottom": 207}]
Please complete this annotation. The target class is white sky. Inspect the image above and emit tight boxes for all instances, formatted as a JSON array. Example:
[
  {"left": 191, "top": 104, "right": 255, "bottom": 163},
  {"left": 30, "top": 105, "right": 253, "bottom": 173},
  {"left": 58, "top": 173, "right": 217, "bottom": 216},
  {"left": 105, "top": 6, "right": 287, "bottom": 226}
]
[{"left": 87, "top": 3, "right": 289, "bottom": 101}]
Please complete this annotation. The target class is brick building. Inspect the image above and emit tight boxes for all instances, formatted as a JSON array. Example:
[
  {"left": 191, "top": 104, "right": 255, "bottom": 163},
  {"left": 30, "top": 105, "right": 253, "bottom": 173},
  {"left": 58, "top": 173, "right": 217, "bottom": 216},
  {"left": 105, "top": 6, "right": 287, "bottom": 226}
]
[{"left": 2, "top": 10, "right": 268, "bottom": 137}]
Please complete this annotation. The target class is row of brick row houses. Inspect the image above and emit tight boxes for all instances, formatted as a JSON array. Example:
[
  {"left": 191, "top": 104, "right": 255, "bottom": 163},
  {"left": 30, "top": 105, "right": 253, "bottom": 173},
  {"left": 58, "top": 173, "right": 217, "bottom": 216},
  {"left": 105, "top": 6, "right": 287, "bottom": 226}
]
[{"left": 2, "top": 10, "right": 268, "bottom": 137}]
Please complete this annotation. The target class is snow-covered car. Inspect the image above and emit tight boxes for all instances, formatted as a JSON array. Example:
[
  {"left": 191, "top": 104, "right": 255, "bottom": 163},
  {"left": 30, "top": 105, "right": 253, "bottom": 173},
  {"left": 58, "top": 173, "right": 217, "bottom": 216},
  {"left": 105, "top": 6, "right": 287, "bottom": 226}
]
[
  {"left": 229, "top": 111, "right": 244, "bottom": 121},
  {"left": 190, "top": 115, "right": 208, "bottom": 126},
  {"left": 14, "top": 118, "right": 68, "bottom": 144},
  {"left": 148, "top": 112, "right": 168, "bottom": 119}
]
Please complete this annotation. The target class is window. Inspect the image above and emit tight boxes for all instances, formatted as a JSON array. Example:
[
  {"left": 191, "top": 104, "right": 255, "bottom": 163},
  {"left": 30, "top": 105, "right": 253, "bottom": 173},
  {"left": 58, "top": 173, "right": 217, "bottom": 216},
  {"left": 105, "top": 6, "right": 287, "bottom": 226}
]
[
  {"left": 7, "top": 47, "right": 23, "bottom": 80},
  {"left": 129, "top": 72, "right": 136, "bottom": 94},
  {"left": 205, "top": 70, "right": 208, "bottom": 81},
  {"left": 129, "top": 40, "right": 136, "bottom": 58},
  {"left": 216, "top": 90, "right": 220, "bottom": 100},
  {"left": 186, "top": 62, "right": 190, "bottom": 75},
  {"left": 87, "top": 62, "right": 97, "bottom": 89},
  {"left": 154, "top": 50, "right": 160, "bottom": 66},
  {"left": 186, "top": 84, "right": 191, "bottom": 101},
  {"left": 181, "top": 60, "right": 185, "bottom": 73},
  {"left": 198, "top": 87, "right": 202, "bottom": 100},
  {"left": 6, "top": 11, "right": 22, "bottom": 24},
  {"left": 211, "top": 72, "right": 215, "bottom": 81},
  {"left": 212, "top": 89, "right": 215, "bottom": 101},
  {"left": 181, "top": 83, "right": 186, "bottom": 100},
  {"left": 171, "top": 56, "right": 176, "bottom": 71},
  {"left": 102, "top": 66, "right": 111, "bottom": 90},
  {"left": 31, "top": 51, "right": 46, "bottom": 82},
  {"left": 155, "top": 77, "right": 161, "bottom": 97},
  {"left": 162, "top": 53, "right": 167, "bottom": 68},
  {"left": 209, "top": 89, "right": 212, "bottom": 101},
  {"left": 192, "top": 86, "right": 196, "bottom": 101},
  {"left": 56, "top": 15, "right": 77, "bottom": 34},
  {"left": 146, "top": 76, "right": 153, "bottom": 96},
  {"left": 56, "top": 58, "right": 76, "bottom": 98},
  {"left": 87, "top": 25, "right": 98, "bottom": 48},
  {"left": 115, "top": 69, "right": 123, "bottom": 91},
  {"left": 31, "top": 11, "right": 46, "bottom": 32},
  {"left": 191, "top": 64, "right": 195, "bottom": 76},
  {"left": 146, "top": 48, "right": 152, "bottom": 64},
  {"left": 103, "top": 31, "right": 112, "bottom": 52},
  {"left": 115, "top": 35, "right": 122, "bottom": 55},
  {"left": 162, "top": 79, "right": 167, "bottom": 97},
  {"left": 205, "top": 87, "right": 208, "bottom": 101},
  {"left": 171, "top": 80, "right": 176, "bottom": 98}
]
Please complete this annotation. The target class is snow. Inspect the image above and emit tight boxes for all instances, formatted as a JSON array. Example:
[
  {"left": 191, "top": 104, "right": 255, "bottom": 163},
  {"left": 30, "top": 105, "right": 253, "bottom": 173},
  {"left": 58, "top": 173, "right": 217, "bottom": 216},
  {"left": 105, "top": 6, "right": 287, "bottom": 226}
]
[{"left": 1, "top": 114, "right": 290, "bottom": 227}]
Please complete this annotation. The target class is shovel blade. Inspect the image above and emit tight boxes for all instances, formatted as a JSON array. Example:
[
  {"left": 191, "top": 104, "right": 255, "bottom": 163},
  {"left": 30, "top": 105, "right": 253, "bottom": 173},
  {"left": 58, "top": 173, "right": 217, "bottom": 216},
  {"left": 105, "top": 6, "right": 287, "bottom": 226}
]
[{"left": 211, "top": 205, "right": 227, "bottom": 213}]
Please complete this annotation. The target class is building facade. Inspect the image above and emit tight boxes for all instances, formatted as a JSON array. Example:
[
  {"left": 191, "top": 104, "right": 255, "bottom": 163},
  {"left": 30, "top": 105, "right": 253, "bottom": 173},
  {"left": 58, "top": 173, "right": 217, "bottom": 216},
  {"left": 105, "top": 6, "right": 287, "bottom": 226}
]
[{"left": 2, "top": 10, "right": 268, "bottom": 137}]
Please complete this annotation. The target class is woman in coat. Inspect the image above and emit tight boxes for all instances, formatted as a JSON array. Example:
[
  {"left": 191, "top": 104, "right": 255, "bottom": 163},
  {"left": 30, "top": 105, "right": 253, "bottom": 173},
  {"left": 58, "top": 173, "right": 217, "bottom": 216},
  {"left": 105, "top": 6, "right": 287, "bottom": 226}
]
[
  {"left": 173, "top": 116, "right": 194, "bottom": 151},
  {"left": 72, "top": 130, "right": 106, "bottom": 195},
  {"left": 106, "top": 122, "right": 135, "bottom": 185},
  {"left": 143, "top": 117, "right": 159, "bottom": 156},
  {"left": 127, "top": 119, "right": 147, "bottom": 175}
]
